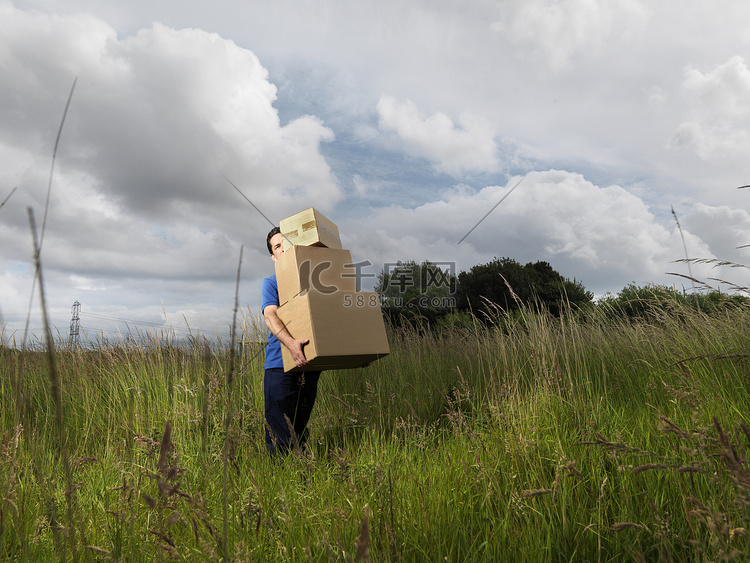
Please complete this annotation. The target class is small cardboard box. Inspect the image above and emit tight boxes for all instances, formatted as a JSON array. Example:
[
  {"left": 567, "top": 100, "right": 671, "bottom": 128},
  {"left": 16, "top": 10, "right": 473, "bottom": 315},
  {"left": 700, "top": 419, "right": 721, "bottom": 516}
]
[
  {"left": 280, "top": 207, "right": 342, "bottom": 251},
  {"left": 276, "top": 289, "right": 390, "bottom": 372},
  {"left": 275, "top": 246, "right": 358, "bottom": 307}
]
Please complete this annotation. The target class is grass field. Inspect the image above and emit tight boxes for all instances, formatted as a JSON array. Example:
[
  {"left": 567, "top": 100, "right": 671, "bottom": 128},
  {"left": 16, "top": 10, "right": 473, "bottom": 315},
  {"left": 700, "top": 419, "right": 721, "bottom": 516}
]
[{"left": 1, "top": 296, "right": 749, "bottom": 561}]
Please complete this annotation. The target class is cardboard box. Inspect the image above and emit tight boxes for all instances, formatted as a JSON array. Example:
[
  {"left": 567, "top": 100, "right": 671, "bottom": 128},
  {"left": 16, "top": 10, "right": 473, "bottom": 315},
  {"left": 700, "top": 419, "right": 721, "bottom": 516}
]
[
  {"left": 275, "top": 246, "right": 358, "bottom": 307},
  {"left": 276, "top": 289, "right": 390, "bottom": 372},
  {"left": 280, "top": 207, "right": 342, "bottom": 251}
]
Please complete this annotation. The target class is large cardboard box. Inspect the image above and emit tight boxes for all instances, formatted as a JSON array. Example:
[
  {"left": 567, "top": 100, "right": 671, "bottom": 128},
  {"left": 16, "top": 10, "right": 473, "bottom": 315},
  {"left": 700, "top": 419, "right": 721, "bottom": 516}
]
[
  {"left": 275, "top": 246, "right": 358, "bottom": 307},
  {"left": 280, "top": 207, "right": 342, "bottom": 251},
  {"left": 276, "top": 289, "right": 390, "bottom": 372}
]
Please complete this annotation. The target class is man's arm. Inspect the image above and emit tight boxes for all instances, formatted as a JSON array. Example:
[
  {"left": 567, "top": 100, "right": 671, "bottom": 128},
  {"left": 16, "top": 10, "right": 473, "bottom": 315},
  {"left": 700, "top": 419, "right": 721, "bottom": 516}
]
[{"left": 263, "top": 304, "right": 310, "bottom": 368}]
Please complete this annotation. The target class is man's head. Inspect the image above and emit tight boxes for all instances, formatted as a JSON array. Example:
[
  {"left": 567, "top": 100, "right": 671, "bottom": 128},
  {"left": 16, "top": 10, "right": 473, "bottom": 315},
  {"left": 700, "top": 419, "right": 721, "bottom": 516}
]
[{"left": 266, "top": 226, "right": 284, "bottom": 261}]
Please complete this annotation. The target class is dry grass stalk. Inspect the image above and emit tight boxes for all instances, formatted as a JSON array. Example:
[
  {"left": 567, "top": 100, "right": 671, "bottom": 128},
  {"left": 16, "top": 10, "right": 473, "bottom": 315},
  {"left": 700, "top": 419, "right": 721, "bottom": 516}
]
[
  {"left": 320, "top": 533, "right": 337, "bottom": 559},
  {"left": 158, "top": 421, "right": 174, "bottom": 478},
  {"left": 521, "top": 489, "right": 553, "bottom": 499},
  {"left": 355, "top": 504, "right": 370, "bottom": 561},
  {"left": 28, "top": 207, "right": 79, "bottom": 560},
  {"left": 632, "top": 463, "right": 669, "bottom": 475},
  {"left": 284, "top": 415, "right": 301, "bottom": 454},
  {"left": 578, "top": 432, "right": 658, "bottom": 458},
  {"left": 83, "top": 545, "right": 111, "bottom": 557},
  {"left": 221, "top": 245, "right": 244, "bottom": 560},
  {"left": 0, "top": 186, "right": 17, "bottom": 211}
]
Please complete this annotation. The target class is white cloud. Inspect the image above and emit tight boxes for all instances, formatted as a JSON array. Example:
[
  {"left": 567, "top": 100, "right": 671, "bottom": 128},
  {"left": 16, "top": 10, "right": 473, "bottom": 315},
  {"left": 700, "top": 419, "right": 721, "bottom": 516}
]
[
  {"left": 492, "top": 0, "right": 649, "bottom": 69},
  {"left": 670, "top": 56, "right": 750, "bottom": 162},
  {"left": 352, "top": 173, "right": 386, "bottom": 199},
  {"left": 0, "top": 4, "right": 346, "bottom": 336},
  {"left": 2, "top": 0, "right": 750, "bottom": 339},
  {"left": 343, "top": 170, "right": 738, "bottom": 296},
  {"left": 682, "top": 203, "right": 750, "bottom": 268},
  {"left": 376, "top": 96, "right": 499, "bottom": 176},
  {"left": 0, "top": 5, "right": 341, "bottom": 218},
  {"left": 70, "top": 275, "right": 113, "bottom": 291},
  {"left": 646, "top": 86, "right": 668, "bottom": 105}
]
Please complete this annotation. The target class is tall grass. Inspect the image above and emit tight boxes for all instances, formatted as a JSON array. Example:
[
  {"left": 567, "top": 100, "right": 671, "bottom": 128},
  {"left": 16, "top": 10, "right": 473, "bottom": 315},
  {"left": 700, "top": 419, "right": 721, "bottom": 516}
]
[{"left": 0, "top": 295, "right": 749, "bottom": 560}]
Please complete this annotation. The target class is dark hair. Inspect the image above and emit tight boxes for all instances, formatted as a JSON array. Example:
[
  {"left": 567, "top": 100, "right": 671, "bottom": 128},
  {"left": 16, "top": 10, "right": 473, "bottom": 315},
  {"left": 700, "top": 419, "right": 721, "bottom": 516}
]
[{"left": 266, "top": 226, "right": 281, "bottom": 254}]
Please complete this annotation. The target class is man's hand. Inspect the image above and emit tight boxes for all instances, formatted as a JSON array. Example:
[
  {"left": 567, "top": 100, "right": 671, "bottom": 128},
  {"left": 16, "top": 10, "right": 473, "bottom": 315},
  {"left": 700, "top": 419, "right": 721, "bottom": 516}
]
[
  {"left": 288, "top": 338, "right": 310, "bottom": 367},
  {"left": 264, "top": 304, "right": 310, "bottom": 368}
]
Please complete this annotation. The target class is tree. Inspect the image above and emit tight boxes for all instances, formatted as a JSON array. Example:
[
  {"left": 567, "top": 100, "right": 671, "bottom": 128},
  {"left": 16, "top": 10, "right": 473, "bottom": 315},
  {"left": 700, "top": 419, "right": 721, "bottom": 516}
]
[
  {"left": 375, "top": 261, "right": 458, "bottom": 327},
  {"left": 597, "top": 283, "right": 749, "bottom": 321},
  {"left": 456, "top": 257, "right": 592, "bottom": 320}
]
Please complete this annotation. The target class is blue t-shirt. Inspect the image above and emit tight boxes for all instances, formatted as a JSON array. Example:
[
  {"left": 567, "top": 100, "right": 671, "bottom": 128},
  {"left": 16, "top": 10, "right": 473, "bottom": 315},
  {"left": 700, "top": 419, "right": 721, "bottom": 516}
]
[{"left": 261, "top": 274, "right": 283, "bottom": 369}]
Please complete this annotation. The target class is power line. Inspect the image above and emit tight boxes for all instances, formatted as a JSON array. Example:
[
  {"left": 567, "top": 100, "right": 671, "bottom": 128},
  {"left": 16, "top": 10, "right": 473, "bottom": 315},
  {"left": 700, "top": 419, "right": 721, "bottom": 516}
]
[
  {"left": 457, "top": 175, "right": 525, "bottom": 245},
  {"left": 79, "top": 312, "right": 232, "bottom": 337},
  {"left": 80, "top": 311, "right": 166, "bottom": 328}
]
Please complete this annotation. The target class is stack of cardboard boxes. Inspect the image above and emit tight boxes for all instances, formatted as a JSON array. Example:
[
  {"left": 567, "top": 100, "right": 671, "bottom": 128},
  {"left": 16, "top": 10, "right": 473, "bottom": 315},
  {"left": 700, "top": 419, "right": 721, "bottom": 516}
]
[{"left": 275, "top": 208, "right": 390, "bottom": 372}]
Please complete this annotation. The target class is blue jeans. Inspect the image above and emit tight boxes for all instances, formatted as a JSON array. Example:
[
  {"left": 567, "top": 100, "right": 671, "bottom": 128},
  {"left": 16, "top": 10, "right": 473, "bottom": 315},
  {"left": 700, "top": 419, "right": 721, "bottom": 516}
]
[{"left": 264, "top": 368, "right": 321, "bottom": 455}]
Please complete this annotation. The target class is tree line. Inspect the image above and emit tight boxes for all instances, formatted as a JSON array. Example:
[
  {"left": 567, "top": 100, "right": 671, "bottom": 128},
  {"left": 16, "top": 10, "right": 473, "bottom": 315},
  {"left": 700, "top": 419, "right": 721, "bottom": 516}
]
[
  {"left": 375, "top": 257, "right": 591, "bottom": 327},
  {"left": 375, "top": 258, "right": 748, "bottom": 328}
]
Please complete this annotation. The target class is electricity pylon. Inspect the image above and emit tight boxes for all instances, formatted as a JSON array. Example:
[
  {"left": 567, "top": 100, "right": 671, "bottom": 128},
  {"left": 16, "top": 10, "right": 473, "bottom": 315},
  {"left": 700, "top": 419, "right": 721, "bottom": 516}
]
[{"left": 69, "top": 300, "right": 81, "bottom": 346}]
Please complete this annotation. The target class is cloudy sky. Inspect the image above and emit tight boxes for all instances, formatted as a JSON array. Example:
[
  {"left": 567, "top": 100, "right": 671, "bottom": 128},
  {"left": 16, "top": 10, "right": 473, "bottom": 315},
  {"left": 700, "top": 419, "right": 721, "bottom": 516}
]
[{"left": 1, "top": 0, "right": 749, "bottom": 343}]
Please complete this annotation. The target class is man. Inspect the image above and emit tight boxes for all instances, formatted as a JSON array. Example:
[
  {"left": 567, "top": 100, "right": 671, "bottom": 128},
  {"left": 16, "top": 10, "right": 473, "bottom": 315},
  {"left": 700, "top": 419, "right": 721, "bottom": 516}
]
[{"left": 261, "top": 226, "right": 321, "bottom": 455}]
